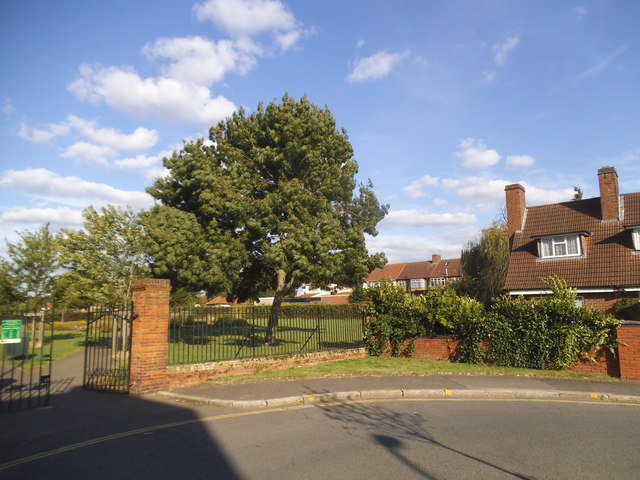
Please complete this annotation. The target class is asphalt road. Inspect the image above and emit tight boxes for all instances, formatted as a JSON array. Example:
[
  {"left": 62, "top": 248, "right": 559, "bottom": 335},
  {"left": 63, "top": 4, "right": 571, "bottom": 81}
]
[{"left": 2, "top": 395, "right": 639, "bottom": 480}]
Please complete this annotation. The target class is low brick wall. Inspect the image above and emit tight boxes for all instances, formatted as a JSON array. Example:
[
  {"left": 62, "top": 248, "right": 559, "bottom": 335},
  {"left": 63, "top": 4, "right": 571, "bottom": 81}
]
[
  {"left": 384, "top": 337, "right": 622, "bottom": 378},
  {"left": 164, "top": 348, "right": 366, "bottom": 390},
  {"left": 567, "top": 346, "right": 620, "bottom": 377}
]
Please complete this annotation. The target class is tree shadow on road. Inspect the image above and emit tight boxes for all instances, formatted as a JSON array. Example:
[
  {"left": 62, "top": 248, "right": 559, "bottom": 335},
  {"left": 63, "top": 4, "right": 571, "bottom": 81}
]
[{"left": 314, "top": 395, "right": 536, "bottom": 480}]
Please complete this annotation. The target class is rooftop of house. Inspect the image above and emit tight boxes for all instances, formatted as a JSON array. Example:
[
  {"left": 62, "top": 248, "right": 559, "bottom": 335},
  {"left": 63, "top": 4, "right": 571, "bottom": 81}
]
[
  {"left": 366, "top": 256, "right": 462, "bottom": 283},
  {"left": 504, "top": 185, "right": 640, "bottom": 291}
]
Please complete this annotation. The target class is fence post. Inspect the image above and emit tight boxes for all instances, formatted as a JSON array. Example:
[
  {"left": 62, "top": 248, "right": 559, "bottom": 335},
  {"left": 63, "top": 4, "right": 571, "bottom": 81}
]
[{"left": 130, "top": 278, "right": 171, "bottom": 394}]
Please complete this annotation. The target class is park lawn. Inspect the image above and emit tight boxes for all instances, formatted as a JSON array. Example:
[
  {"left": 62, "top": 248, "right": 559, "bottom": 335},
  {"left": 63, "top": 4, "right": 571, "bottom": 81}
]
[
  {"left": 0, "top": 330, "right": 85, "bottom": 368},
  {"left": 168, "top": 315, "right": 363, "bottom": 364},
  {"left": 204, "top": 356, "right": 620, "bottom": 383}
]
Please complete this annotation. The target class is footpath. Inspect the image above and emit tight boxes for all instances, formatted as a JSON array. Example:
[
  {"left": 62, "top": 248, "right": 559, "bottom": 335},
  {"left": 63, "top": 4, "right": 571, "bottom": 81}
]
[{"left": 158, "top": 373, "right": 640, "bottom": 408}]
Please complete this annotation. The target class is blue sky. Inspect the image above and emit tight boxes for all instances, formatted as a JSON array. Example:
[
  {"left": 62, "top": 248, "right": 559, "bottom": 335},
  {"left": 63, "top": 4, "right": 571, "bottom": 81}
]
[{"left": 1, "top": 0, "right": 639, "bottom": 263}]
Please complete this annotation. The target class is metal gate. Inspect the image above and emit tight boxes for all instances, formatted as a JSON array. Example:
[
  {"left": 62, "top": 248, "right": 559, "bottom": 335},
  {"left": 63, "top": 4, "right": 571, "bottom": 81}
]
[
  {"left": 1, "top": 307, "right": 54, "bottom": 411},
  {"left": 83, "top": 304, "right": 134, "bottom": 393}
]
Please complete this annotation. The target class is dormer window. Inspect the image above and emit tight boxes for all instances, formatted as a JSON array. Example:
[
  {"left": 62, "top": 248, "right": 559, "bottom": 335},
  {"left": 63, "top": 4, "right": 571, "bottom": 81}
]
[
  {"left": 538, "top": 234, "right": 582, "bottom": 258},
  {"left": 633, "top": 228, "right": 640, "bottom": 250}
]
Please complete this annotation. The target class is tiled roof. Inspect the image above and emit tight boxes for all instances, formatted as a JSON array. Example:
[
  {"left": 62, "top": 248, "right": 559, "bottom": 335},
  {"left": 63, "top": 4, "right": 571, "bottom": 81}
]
[
  {"left": 366, "top": 259, "right": 462, "bottom": 283},
  {"left": 504, "top": 192, "right": 640, "bottom": 290}
]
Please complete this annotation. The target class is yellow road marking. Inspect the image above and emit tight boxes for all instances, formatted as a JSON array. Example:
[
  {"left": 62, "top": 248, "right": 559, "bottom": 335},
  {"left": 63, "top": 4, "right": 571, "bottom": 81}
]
[{"left": 2, "top": 397, "right": 638, "bottom": 470}]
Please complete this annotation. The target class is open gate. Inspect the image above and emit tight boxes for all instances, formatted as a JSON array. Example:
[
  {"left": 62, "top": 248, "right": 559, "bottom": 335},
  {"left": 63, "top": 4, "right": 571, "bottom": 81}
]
[
  {"left": 1, "top": 307, "right": 54, "bottom": 411},
  {"left": 83, "top": 304, "right": 134, "bottom": 393}
]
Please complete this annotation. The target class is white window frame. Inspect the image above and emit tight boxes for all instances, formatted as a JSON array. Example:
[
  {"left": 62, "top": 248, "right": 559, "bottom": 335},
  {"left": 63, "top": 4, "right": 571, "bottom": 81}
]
[
  {"left": 410, "top": 278, "right": 425, "bottom": 289},
  {"left": 538, "top": 235, "right": 582, "bottom": 259},
  {"left": 429, "top": 277, "right": 446, "bottom": 287},
  {"left": 633, "top": 228, "right": 640, "bottom": 251}
]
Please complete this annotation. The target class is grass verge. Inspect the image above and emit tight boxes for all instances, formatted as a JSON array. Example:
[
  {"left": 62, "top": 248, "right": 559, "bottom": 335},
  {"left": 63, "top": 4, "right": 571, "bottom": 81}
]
[{"left": 205, "top": 356, "right": 619, "bottom": 384}]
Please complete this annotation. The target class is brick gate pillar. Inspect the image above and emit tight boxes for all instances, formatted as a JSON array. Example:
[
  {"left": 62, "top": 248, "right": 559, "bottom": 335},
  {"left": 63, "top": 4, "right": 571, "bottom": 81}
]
[
  {"left": 130, "top": 278, "right": 171, "bottom": 394},
  {"left": 618, "top": 324, "right": 640, "bottom": 381}
]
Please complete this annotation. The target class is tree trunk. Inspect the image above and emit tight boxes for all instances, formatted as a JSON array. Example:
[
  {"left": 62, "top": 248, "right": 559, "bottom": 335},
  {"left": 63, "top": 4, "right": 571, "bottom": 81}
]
[{"left": 265, "top": 269, "right": 295, "bottom": 345}]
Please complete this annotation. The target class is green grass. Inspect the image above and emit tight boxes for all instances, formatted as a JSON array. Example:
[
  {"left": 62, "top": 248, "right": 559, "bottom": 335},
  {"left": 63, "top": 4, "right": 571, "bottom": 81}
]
[
  {"left": 0, "top": 330, "right": 85, "bottom": 368},
  {"left": 169, "top": 316, "right": 363, "bottom": 364},
  {"left": 203, "top": 356, "right": 620, "bottom": 384}
]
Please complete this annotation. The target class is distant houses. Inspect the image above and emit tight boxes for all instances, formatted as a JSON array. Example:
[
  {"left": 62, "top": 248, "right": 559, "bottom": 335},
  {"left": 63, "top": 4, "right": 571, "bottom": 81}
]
[{"left": 364, "top": 254, "right": 462, "bottom": 292}]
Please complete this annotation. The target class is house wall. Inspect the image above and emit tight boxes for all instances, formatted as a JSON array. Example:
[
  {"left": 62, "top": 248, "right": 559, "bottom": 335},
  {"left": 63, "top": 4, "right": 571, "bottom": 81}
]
[{"left": 582, "top": 292, "right": 638, "bottom": 315}]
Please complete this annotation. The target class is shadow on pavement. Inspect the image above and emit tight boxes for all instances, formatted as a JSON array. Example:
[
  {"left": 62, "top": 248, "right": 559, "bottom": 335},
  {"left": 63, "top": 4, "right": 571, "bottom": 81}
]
[
  {"left": 1, "top": 363, "right": 242, "bottom": 479},
  {"left": 315, "top": 391, "right": 535, "bottom": 480}
]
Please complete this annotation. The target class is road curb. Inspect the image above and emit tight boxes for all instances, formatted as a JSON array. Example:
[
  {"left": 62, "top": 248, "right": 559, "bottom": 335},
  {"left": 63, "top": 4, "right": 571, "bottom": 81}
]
[{"left": 156, "top": 388, "right": 640, "bottom": 408}]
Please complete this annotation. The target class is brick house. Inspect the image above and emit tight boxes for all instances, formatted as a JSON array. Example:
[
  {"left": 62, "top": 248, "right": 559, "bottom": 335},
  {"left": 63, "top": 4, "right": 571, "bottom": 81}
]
[
  {"left": 504, "top": 166, "right": 640, "bottom": 314},
  {"left": 365, "top": 254, "right": 462, "bottom": 292}
]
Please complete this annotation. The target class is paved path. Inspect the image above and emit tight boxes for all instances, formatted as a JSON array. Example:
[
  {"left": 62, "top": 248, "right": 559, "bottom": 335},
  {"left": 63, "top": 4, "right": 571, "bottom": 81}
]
[{"left": 160, "top": 372, "right": 640, "bottom": 407}]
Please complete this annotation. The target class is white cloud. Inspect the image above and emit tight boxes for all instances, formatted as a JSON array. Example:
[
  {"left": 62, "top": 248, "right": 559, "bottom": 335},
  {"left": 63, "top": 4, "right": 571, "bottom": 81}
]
[
  {"left": 194, "top": 0, "right": 296, "bottom": 38},
  {"left": 17, "top": 121, "right": 70, "bottom": 143},
  {"left": 506, "top": 154, "right": 535, "bottom": 169},
  {"left": 366, "top": 234, "right": 463, "bottom": 263},
  {"left": 0, "top": 206, "right": 84, "bottom": 227},
  {"left": 0, "top": 168, "right": 153, "bottom": 210},
  {"left": 433, "top": 198, "right": 448, "bottom": 206},
  {"left": 68, "top": 64, "right": 237, "bottom": 126},
  {"left": 114, "top": 154, "right": 162, "bottom": 170},
  {"left": 439, "top": 174, "right": 573, "bottom": 205},
  {"left": 61, "top": 141, "right": 117, "bottom": 167},
  {"left": 66, "top": 115, "right": 158, "bottom": 153},
  {"left": 402, "top": 175, "right": 439, "bottom": 198},
  {"left": 575, "top": 6, "right": 587, "bottom": 19},
  {"left": 455, "top": 138, "right": 501, "bottom": 170},
  {"left": 380, "top": 209, "right": 477, "bottom": 228},
  {"left": 521, "top": 183, "right": 574, "bottom": 205},
  {"left": 142, "top": 36, "right": 256, "bottom": 86},
  {"left": 493, "top": 36, "right": 520, "bottom": 66},
  {"left": 347, "top": 50, "right": 410, "bottom": 83}
]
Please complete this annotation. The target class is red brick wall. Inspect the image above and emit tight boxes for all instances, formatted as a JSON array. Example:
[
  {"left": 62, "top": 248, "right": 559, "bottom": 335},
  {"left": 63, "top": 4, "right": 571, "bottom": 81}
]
[
  {"left": 387, "top": 337, "right": 621, "bottom": 378},
  {"left": 567, "top": 345, "right": 619, "bottom": 377},
  {"left": 582, "top": 292, "right": 635, "bottom": 315},
  {"left": 618, "top": 325, "right": 640, "bottom": 380}
]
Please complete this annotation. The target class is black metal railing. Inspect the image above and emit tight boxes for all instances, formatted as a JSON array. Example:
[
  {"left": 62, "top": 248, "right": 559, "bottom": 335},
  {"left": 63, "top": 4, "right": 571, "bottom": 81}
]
[
  {"left": 169, "top": 304, "right": 364, "bottom": 365},
  {"left": 83, "top": 304, "right": 134, "bottom": 393},
  {"left": 1, "top": 305, "right": 54, "bottom": 411}
]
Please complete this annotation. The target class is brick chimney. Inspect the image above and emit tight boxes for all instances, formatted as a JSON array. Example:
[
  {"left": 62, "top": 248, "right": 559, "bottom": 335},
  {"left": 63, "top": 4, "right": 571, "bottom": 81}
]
[
  {"left": 432, "top": 253, "right": 441, "bottom": 264},
  {"left": 598, "top": 166, "right": 620, "bottom": 222},
  {"left": 505, "top": 184, "right": 526, "bottom": 238}
]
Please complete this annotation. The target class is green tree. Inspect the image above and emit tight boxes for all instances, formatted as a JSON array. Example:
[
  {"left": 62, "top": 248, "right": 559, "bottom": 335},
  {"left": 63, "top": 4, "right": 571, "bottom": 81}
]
[
  {"left": 4, "top": 224, "right": 60, "bottom": 307},
  {"left": 61, "top": 205, "right": 149, "bottom": 306},
  {"left": 148, "top": 94, "right": 388, "bottom": 343},
  {"left": 459, "top": 221, "right": 510, "bottom": 303},
  {"left": 0, "top": 257, "right": 18, "bottom": 304},
  {"left": 572, "top": 186, "right": 584, "bottom": 200}
]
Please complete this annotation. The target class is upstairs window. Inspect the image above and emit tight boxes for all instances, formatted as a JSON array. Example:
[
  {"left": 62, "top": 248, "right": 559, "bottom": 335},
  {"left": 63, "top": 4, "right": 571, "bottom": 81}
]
[
  {"left": 633, "top": 228, "right": 640, "bottom": 251},
  {"left": 538, "top": 235, "right": 582, "bottom": 259}
]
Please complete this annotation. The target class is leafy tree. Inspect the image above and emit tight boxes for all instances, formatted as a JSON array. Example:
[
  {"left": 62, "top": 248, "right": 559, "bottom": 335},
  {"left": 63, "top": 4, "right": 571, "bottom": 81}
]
[
  {"left": 0, "top": 257, "right": 18, "bottom": 304},
  {"left": 4, "top": 224, "right": 60, "bottom": 307},
  {"left": 61, "top": 205, "right": 149, "bottom": 306},
  {"left": 458, "top": 221, "right": 510, "bottom": 303},
  {"left": 572, "top": 186, "right": 584, "bottom": 200},
  {"left": 148, "top": 94, "right": 388, "bottom": 343}
]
